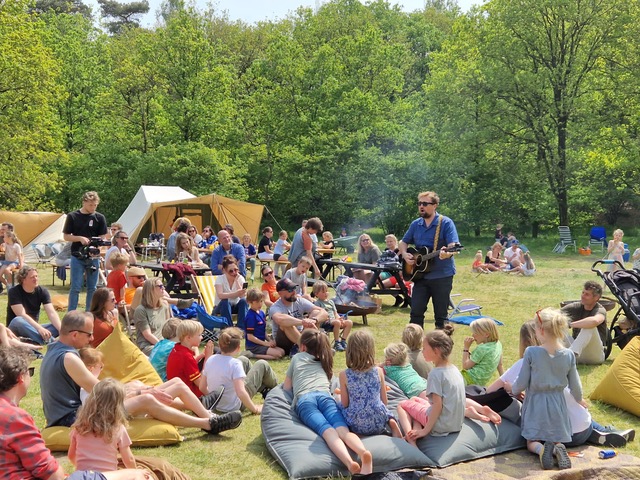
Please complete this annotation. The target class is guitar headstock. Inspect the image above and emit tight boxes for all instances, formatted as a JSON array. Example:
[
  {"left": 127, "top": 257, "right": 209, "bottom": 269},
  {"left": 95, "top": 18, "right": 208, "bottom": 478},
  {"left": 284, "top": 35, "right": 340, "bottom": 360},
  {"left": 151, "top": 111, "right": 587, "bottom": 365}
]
[{"left": 445, "top": 243, "right": 464, "bottom": 254}]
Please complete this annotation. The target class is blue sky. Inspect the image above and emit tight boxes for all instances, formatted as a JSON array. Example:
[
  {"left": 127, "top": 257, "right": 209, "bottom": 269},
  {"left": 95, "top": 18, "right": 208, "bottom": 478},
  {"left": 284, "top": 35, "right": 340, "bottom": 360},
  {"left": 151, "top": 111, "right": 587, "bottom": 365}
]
[{"left": 85, "top": 0, "right": 480, "bottom": 27}]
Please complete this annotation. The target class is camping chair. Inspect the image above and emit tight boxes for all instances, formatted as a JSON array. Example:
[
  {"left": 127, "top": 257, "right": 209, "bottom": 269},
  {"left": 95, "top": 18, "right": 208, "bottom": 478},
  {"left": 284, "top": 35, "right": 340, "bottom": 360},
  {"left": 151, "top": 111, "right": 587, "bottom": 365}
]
[
  {"left": 448, "top": 293, "right": 483, "bottom": 319},
  {"left": 552, "top": 226, "right": 577, "bottom": 253},
  {"left": 589, "top": 226, "right": 607, "bottom": 253},
  {"left": 190, "top": 275, "right": 232, "bottom": 334},
  {"left": 32, "top": 243, "right": 54, "bottom": 266}
]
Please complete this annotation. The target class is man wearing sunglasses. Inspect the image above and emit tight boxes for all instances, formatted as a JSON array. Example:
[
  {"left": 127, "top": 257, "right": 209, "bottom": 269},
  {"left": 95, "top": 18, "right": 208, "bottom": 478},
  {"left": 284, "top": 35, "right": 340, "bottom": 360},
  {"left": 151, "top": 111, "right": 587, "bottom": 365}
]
[{"left": 399, "top": 191, "right": 459, "bottom": 330}]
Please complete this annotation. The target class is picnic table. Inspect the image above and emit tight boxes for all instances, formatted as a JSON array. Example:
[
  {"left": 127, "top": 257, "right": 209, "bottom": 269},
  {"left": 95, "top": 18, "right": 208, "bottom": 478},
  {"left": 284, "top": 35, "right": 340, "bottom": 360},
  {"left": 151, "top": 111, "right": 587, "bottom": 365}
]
[
  {"left": 317, "top": 258, "right": 410, "bottom": 308},
  {"left": 138, "top": 261, "right": 211, "bottom": 296}
]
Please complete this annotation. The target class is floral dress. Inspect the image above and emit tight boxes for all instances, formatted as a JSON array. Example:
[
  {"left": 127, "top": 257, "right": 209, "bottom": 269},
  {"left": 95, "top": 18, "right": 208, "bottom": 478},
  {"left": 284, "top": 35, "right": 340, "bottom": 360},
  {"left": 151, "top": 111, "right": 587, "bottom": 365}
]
[{"left": 340, "top": 367, "right": 394, "bottom": 436}]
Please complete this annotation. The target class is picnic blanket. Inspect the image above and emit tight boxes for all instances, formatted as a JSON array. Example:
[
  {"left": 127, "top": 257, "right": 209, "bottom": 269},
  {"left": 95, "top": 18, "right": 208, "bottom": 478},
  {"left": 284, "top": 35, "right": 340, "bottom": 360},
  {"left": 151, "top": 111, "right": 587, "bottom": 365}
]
[
  {"left": 425, "top": 445, "right": 640, "bottom": 479},
  {"left": 448, "top": 315, "right": 504, "bottom": 326}
]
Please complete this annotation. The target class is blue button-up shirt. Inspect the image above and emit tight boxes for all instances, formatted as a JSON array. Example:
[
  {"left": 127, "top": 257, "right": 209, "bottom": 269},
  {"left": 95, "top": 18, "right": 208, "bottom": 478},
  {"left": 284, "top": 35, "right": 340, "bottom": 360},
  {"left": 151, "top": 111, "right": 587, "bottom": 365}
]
[
  {"left": 401, "top": 213, "right": 459, "bottom": 279},
  {"left": 210, "top": 243, "right": 246, "bottom": 276}
]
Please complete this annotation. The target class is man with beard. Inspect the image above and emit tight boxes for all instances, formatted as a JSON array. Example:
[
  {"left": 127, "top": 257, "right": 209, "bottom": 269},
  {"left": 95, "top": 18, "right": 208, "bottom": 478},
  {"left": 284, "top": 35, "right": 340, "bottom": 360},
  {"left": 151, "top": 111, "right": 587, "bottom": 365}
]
[
  {"left": 399, "top": 191, "right": 459, "bottom": 330},
  {"left": 268, "top": 278, "right": 327, "bottom": 356}
]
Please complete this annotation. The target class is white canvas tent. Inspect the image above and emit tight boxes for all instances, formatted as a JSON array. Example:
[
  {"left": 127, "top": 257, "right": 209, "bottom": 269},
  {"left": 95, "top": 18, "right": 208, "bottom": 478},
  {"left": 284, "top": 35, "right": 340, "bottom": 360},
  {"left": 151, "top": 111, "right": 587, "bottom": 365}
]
[
  {"left": 0, "top": 211, "right": 67, "bottom": 264},
  {"left": 117, "top": 186, "right": 265, "bottom": 244}
]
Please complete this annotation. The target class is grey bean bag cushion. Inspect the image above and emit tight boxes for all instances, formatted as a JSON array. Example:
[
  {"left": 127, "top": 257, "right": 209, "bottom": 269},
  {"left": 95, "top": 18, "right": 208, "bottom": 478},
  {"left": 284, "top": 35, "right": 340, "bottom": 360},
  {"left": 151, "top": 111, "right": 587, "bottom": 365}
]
[{"left": 261, "top": 384, "right": 432, "bottom": 479}]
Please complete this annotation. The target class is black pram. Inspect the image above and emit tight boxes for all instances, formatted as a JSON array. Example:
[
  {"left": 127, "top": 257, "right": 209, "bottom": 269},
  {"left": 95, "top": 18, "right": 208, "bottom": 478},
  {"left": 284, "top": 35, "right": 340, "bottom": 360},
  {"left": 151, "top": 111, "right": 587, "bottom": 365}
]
[{"left": 592, "top": 260, "right": 640, "bottom": 359}]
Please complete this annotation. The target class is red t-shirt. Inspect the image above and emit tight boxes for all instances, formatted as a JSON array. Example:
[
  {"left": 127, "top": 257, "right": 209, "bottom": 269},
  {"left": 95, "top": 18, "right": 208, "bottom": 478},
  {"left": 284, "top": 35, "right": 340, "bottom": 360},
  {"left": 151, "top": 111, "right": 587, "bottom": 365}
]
[
  {"left": 166, "top": 343, "right": 203, "bottom": 397},
  {"left": 107, "top": 270, "right": 127, "bottom": 303}
]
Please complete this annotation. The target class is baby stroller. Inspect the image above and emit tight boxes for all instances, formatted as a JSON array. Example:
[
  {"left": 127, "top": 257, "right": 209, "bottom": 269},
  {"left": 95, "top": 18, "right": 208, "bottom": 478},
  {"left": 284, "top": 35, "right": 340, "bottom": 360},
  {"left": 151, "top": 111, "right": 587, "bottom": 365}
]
[{"left": 591, "top": 260, "right": 640, "bottom": 359}]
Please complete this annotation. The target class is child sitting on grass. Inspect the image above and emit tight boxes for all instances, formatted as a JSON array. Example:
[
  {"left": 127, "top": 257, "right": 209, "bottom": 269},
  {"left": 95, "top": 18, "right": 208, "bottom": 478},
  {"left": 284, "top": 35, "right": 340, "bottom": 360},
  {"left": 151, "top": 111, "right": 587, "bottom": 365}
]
[
  {"left": 200, "top": 327, "right": 278, "bottom": 415},
  {"left": 313, "top": 280, "right": 352, "bottom": 352},
  {"left": 461, "top": 317, "right": 503, "bottom": 386},
  {"left": 148, "top": 318, "right": 181, "bottom": 381},
  {"left": 166, "top": 320, "right": 225, "bottom": 410},
  {"left": 244, "top": 287, "right": 284, "bottom": 360},
  {"left": 402, "top": 324, "right": 431, "bottom": 380},
  {"left": 382, "top": 342, "right": 427, "bottom": 398},
  {"left": 472, "top": 250, "right": 494, "bottom": 274}
]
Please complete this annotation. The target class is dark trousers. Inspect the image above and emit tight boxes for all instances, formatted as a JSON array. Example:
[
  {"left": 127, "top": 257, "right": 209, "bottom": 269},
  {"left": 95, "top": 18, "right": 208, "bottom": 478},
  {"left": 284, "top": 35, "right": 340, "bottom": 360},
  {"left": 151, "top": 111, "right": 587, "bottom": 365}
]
[{"left": 409, "top": 275, "right": 453, "bottom": 329}]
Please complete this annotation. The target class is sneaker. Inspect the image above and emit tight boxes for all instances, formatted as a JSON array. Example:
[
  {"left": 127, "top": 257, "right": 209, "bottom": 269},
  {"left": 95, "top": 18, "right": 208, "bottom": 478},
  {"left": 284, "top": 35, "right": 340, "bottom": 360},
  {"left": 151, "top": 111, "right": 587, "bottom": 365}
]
[
  {"left": 289, "top": 344, "right": 299, "bottom": 358},
  {"left": 260, "top": 387, "right": 272, "bottom": 400},
  {"left": 207, "top": 410, "right": 242, "bottom": 435},
  {"left": 333, "top": 340, "right": 345, "bottom": 352},
  {"left": 553, "top": 443, "right": 571, "bottom": 470},
  {"left": 539, "top": 441, "right": 554, "bottom": 470},
  {"left": 200, "top": 386, "right": 225, "bottom": 411},
  {"left": 589, "top": 428, "right": 635, "bottom": 447},
  {"left": 340, "top": 339, "right": 347, "bottom": 350}
]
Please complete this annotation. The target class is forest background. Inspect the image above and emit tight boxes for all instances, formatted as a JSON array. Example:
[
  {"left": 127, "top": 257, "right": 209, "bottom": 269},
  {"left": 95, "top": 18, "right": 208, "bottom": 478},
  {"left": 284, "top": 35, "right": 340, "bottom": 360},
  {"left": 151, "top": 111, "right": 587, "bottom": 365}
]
[{"left": 2, "top": 0, "right": 640, "bottom": 238}]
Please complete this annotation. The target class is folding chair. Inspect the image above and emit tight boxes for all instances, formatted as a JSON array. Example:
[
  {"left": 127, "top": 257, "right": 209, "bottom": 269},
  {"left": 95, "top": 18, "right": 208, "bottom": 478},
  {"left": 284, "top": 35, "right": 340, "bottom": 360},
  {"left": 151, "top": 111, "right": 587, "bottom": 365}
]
[
  {"left": 32, "top": 244, "right": 54, "bottom": 266},
  {"left": 448, "top": 293, "right": 483, "bottom": 320},
  {"left": 589, "top": 226, "right": 607, "bottom": 253},
  {"left": 552, "top": 226, "right": 577, "bottom": 253},
  {"left": 191, "top": 275, "right": 232, "bottom": 332}
]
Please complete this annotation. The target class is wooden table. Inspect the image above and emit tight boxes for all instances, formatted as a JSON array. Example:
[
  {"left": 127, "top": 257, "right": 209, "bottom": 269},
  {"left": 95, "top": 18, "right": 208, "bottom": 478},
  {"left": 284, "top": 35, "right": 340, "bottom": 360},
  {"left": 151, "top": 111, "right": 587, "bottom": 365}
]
[
  {"left": 138, "top": 261, "right": 211, "bottom": 296},
  {"left": 317, "top": 258, "right": 410, "bottom": 308}
]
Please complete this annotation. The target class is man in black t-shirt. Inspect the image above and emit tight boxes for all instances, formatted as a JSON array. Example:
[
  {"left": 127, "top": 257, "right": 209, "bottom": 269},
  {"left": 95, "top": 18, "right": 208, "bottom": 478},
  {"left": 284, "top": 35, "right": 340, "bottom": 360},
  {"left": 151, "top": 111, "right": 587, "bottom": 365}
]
[
  {"left": 7, "top": 266, "right": 60, "bottom": 345},
  {"left": 62, "top": 191, "right": 107, "bottom": 311}
]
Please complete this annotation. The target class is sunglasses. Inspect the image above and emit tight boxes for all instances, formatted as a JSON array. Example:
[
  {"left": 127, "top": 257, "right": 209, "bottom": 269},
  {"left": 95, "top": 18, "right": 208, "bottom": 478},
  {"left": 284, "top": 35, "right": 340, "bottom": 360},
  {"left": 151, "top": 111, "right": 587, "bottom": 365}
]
[
  {"left": 264, "top": 271, "right": 274, "bottom": 276},
  {"left": 417, "top": 201, "right": 436, "bottom": 207},
  {"left": 71, "top": 329, "right": 94, "bottom": 337}
]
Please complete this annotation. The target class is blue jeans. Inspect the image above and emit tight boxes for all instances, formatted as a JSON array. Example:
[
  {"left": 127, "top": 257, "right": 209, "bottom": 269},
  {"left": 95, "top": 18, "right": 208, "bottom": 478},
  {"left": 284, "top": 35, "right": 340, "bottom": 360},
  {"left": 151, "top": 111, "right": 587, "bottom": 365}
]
[
  {"left": 68, "top": 255, "right": 100, "bottom": 311},
  {"left": 214, "top": 298, "right": 248, "bottom": 329},
  {"left": 8, "top": 316, "right": 59, "bottom": 345},
  {"left": 296, "top": 391, "right": 348, "bottom": 436}
]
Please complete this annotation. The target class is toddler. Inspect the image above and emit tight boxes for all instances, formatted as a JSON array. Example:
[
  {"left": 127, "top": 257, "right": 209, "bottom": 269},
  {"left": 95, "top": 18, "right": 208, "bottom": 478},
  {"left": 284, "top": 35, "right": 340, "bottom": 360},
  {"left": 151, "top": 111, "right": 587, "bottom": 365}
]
[
  {"left": 244, "top": 288, "right": 284, "bottom": 359},
  {"left": 472, "top": 250, "right": 492, "bottom": 274},
  {"left": 461, "top": 317, "right": 503, "bottom": 386},
  {"left": 284, "top": 329, "right": 372, "bottom": 475},
  {"left": 338, "top": 330, "right": 402, "bottom": 437},
  {"left": 201, "top": 327, "right": 278, "bottom": 415},
  {"left": 607, "top": 228, "right": 625, "bottom": 271},
  {"left": 506, "top": 308, "right": 582, "bottom": 470},
  {"left": 148, "top": 318, "right": 180, "bottom": 381},
  {"left": 78, "top": 347, "right": 104, "bottom": 403},
  {"left": 401, "top": 324, "right": 431, "bottom": 380},
  {"left": 313, "top": 280, "right": 352, "bottom": 352},
  {"left": 382, "top": 342, "right": 427, "bottom": 398}
]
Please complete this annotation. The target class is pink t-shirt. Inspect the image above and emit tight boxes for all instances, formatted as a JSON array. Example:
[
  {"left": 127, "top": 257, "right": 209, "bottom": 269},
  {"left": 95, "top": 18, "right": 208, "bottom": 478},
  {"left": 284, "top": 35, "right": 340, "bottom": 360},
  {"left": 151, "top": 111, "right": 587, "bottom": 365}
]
[{"left": 70, "top": 424, "right": 131, "bottom": 472}]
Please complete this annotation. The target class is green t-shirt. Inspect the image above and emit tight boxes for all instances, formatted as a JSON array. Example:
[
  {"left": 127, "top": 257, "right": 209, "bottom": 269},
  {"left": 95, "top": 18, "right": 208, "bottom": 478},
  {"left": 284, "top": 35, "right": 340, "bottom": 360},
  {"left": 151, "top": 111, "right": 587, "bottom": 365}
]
[
  {"left": 462, "top": 340, "right": 502, "bottom": 386},
  {"left": 384, "top": 364, "right": 427, "bottom": 397}
]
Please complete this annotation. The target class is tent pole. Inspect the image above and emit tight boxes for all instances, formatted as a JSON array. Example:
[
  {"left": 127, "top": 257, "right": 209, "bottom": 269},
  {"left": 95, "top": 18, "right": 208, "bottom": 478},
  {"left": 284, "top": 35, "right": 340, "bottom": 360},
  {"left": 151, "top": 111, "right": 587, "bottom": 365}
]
[{"left": 263, "top": 206, "right": 286, "bottom": 233}]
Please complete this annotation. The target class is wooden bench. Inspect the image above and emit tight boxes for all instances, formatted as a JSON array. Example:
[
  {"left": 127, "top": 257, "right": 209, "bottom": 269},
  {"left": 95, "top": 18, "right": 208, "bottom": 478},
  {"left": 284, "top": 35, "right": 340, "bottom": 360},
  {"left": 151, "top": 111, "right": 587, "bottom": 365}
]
[{"left": 258, "top": 258, "right": 291, "bottom": 278}]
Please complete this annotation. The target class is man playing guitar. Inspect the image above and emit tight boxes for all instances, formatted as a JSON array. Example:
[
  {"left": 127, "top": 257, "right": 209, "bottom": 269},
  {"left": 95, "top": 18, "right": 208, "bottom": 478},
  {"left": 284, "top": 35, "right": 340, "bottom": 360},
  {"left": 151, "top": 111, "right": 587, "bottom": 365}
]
[{"left": 399, "top": 191, "right": 459, "bottom": 330}]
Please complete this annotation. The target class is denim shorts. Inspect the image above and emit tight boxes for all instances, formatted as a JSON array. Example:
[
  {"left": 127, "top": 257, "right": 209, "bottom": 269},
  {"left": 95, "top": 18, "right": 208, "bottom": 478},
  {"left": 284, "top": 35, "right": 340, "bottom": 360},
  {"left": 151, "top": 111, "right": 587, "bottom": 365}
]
[
  {"left": 0, "top": 260, "right": 18, "bottom": 267},
  {"left": 67, "top": 471, "right": 107, "bottom": 480},
  {"left": 296, "top": 391, "right": 347, "bottom": 436}
]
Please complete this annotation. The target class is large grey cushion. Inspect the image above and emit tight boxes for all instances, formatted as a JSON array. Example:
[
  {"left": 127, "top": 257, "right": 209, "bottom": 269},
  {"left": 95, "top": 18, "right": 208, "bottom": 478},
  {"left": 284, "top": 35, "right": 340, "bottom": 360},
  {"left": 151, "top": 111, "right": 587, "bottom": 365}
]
[
  {"left": 261, "top": 385, "right": 432, "bottom": 479},
  {"left": 386, "top": 378, "right": 526, "bottom": 468}
]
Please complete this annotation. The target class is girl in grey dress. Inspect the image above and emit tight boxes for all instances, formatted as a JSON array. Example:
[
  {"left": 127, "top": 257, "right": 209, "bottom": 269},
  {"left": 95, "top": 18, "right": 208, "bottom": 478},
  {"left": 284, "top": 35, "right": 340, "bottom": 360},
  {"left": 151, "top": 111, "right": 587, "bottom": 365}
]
[{"left": 508, "top": 308, "right": 583, "bottom": 471}]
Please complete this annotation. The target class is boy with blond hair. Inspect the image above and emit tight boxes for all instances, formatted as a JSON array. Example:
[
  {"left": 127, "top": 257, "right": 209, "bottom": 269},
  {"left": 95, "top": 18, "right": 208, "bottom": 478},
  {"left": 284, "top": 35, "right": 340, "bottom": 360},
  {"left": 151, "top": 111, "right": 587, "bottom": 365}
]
[
  {"left": 313, "top": 280, "right": 352, "bottom": 352},
  {"left": 402, "top": 324, "right": 432, "bottom": 380},
  {"left": 165, "top": 320, "right": 223, "bottom": 410},
  {"left": 106, "top": 252, "right": 129, "bottom": 304}
]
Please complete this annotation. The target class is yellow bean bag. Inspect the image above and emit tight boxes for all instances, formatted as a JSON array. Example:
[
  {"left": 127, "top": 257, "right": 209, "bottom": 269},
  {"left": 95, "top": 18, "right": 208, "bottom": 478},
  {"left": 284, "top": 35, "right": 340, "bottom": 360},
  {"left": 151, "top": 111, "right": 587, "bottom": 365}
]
[
  {"left": 43, "top": 326, "right": 182, "bottom": 451},
  {"left": 590, "top": 336, "right": 640, "bottom": 417}
]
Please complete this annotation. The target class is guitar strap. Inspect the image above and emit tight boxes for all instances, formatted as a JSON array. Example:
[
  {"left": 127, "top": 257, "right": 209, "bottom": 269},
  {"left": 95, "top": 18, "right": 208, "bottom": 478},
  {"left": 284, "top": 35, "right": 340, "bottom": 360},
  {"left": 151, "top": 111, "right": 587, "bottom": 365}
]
[{"left": 433, "top": 215, "right": 443, "bottom": 252}]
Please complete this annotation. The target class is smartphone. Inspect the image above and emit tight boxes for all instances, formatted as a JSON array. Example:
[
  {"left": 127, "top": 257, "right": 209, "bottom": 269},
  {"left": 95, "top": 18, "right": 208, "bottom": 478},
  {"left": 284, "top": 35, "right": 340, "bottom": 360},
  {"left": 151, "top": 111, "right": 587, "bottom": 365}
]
[{"left": 242, "top": 282, "right": 248, "bottom": 289}]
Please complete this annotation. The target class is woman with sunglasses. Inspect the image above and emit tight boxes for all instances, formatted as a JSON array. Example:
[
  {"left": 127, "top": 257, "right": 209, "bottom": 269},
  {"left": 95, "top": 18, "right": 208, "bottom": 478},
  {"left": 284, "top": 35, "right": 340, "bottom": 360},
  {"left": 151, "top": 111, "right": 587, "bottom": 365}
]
[
  {"left": 353, "top": 234, "right": 381, "bottom": 284},
  {"left": 260, "top": 265, "right": 279, "bottom": 308},
  {"left": 134, "top": 279, "right": 172, "bottom": 355},
  {"left": 187, "top": 225, "right": 203, "bottom": 245},
  {"left": 214, "top": 256, "right": 248, "bottom": 329},
  {"left": 89, "top": 287, "right": 119, "bottom": 348}
]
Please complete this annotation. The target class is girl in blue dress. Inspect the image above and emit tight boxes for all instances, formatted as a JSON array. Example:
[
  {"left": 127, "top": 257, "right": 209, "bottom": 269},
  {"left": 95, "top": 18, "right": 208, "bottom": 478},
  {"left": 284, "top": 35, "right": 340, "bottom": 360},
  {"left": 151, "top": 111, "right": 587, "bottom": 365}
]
[
  {"left": 338, "top": 330, "right": 402, "bottom": 437},
  {"left": 507, "top": 308, "right": 583, "bottom": 470}
]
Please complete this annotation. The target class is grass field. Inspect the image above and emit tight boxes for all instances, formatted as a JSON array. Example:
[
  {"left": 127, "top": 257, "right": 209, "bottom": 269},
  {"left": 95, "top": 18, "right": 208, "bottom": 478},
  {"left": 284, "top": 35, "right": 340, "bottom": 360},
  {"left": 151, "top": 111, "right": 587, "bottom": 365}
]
[{"left": 12, "top": 235, "right": 640, "bottom": 479}]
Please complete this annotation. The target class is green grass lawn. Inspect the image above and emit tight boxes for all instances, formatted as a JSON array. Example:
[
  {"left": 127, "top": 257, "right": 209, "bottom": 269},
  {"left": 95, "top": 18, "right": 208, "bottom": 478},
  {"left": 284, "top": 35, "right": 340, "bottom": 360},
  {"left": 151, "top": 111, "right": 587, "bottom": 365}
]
[{"left": 12, "top": 236, "right": 640, "bottom": 479}]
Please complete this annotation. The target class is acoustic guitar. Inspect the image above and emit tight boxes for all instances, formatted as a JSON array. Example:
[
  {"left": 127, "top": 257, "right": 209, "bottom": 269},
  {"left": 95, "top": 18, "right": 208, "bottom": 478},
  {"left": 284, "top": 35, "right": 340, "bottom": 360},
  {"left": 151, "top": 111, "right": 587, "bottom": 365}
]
[{"left": 402, "top": 244, "right": 464, "bottom": 282}]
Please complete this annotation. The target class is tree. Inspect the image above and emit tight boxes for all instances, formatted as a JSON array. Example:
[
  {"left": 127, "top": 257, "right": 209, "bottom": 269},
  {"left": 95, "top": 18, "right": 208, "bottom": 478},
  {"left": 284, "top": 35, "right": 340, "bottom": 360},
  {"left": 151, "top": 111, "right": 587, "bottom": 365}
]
[
  {"left": 98, "top": 0, "right": 149, "bottom": 35},
  {"left": 33, "top": 0, "right": 92, "bottom": 18},
  {"left": 0, "top": 0, "right": 63, "bottom": 210}
]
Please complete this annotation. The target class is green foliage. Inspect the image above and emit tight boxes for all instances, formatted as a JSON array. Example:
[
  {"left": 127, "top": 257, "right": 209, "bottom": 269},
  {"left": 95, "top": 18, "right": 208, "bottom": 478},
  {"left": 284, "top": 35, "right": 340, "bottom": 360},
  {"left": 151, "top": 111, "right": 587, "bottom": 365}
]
[{"left": 98, "top": 0, "right": 149, "bottom": 35}]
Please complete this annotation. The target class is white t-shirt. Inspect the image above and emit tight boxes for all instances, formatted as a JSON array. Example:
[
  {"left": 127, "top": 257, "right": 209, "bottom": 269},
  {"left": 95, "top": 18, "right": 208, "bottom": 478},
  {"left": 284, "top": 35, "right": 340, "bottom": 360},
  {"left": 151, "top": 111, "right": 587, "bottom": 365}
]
[
  {"left": 215, "top": 274, "right": 245, "bottom": 307},
  {"left": 503, "top": 247, "right": 522, "bottom": 264},
  {"left": 501, "top": 359, "right": 590, "bottom": 433},
  {"left": 202, "top": 354, "right": 246, "bottom": 412}
]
